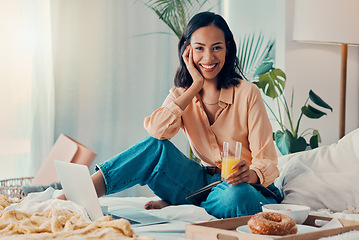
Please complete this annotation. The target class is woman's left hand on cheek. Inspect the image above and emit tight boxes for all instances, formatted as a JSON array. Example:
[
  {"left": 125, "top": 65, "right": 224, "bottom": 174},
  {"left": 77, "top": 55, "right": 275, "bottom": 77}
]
[{"left": 226, "top": 160, "right": 250, "bottom": 185}]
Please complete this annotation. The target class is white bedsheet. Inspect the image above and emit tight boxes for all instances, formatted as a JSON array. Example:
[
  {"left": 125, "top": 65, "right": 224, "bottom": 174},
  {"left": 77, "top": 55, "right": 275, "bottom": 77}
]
[
  {"left": 99, "top": 196, "right": 216, "bottom": 240},
  {"left": 4, "top": 188, "right": 359, "bottom": 239},
  {"left": 100, "top": 196, "right": 359, "bottom": 240}
]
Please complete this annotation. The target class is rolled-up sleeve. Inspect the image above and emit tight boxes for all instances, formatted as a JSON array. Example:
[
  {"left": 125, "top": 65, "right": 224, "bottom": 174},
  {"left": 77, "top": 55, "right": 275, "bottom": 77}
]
[{"left": 144, "top": 91, "right": 184, "bottom": 140}]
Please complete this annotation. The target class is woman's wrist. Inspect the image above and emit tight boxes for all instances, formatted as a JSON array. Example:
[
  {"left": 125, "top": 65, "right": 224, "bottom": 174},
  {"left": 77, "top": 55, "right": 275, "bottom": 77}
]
[
  {"left": 190, "top": 78, "right": 204, "bottom": 93},
  {"left": 248, "top": 169, "right": 259, "bottom": 184}
]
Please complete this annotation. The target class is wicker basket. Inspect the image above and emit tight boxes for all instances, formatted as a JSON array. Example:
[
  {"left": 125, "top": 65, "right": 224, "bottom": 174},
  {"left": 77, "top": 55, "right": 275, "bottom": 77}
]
[{"left": 0, "top": 177, "right": 34, "bottom": 201}]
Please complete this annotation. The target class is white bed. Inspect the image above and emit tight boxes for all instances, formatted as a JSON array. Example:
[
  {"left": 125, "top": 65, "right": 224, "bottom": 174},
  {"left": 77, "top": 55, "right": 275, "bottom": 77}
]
[
  {"left": 103, "top": 128, "right": 359, "bottom": 239},
  {"left": 3, "top": 128, "right": 359, "bottom": 239}
]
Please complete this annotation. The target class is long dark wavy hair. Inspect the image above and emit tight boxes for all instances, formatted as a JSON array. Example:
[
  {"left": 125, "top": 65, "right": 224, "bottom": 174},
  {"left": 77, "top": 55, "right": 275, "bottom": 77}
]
[{"left": 174, "top": 12, "right": 245, "bottom": 90}]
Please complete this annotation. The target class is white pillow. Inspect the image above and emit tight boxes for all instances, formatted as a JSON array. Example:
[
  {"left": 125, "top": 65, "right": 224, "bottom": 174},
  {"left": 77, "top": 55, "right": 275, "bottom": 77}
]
[{"left": 275, "top": 128, "right": 359, "bottom": 212}]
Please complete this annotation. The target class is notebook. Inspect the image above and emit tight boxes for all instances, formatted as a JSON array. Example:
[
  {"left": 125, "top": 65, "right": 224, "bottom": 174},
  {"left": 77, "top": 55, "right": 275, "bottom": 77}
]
[
  {"left": 185, "top": 181, "right": 222, "bottom": 206},
  {"left": 54, "top": 160, "right": 169, "bottom": 226},
  {"left": 185, "top": 181, "right": 279, "bottom": 206}
]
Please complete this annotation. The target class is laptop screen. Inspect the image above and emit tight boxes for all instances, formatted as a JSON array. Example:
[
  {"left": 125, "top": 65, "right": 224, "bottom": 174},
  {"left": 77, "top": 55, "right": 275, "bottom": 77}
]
[{"left": 54, "top": 160, "right": 104, "bottom": 221}]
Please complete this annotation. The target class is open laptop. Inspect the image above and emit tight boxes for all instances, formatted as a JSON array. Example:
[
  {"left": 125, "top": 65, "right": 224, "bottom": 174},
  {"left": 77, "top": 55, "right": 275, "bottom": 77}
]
[{"left": 54, "top": 160, "right": 169, "bottom": 226}]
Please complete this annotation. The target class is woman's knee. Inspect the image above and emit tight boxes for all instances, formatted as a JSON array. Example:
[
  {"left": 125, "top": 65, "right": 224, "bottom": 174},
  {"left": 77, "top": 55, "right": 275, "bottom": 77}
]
[
  {"left": 134, "top": 136, "right": 174, "bottom": 159},
  {"left": 140, "top": 135, "right": 167, "bottom": 147},
  {"left": 141, "top": 136, "right": 175, "bottom": 153},
  {"left": 219, "top": 183, "right": 261, "bottom": 207},
  {"left": 201, "top": 183, "right": 266, "bottom": 218}
]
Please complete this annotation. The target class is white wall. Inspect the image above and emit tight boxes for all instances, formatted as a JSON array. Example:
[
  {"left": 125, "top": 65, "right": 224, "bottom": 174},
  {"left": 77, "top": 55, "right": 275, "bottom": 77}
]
[
  {"left": 224, "top": 0, "right": 359, "bottom": 146},
  {"left": 223, "top": 0, "right": 286, "bottom": 133},
  {"left": 285, "top": 0, "right": 359, "bottom": 145},
  {"left": 223, "top": 0, "right": 284, "bottom": 67}
]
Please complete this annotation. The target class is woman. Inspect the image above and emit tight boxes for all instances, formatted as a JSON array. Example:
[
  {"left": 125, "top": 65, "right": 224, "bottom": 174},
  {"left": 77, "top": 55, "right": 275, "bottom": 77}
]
[{"left": 91, "top": 12, "right": 282, "bottom": 219}]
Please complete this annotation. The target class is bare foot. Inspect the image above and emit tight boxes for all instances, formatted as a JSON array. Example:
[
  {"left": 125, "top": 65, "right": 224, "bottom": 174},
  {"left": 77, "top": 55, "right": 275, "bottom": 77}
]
[{"left": 144, "top": 200, "right": 170, "bottom": 210}]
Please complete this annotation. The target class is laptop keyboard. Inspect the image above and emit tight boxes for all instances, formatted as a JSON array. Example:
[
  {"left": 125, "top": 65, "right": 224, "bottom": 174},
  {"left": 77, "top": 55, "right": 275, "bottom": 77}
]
[{"left": 108, "top": 213, "right": 141, "bottom": 225}]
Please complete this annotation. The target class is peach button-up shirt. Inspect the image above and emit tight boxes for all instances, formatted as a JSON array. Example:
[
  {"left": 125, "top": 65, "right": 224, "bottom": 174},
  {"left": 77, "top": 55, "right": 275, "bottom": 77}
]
[{"left": 144, "top": 80, "right": 279, "bottom": 187}]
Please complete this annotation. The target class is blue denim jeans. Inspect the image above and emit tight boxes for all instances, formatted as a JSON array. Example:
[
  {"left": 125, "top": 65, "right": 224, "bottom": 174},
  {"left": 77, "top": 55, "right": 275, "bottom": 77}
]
[{"left": 95, "top": 136, "right": 282, "bottom": 219}]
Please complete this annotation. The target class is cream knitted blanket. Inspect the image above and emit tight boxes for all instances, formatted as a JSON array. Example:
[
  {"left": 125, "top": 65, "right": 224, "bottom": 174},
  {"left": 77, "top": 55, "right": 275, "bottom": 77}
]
[{"left": 0, "top": 194, "right": 152, "bottom": 239}]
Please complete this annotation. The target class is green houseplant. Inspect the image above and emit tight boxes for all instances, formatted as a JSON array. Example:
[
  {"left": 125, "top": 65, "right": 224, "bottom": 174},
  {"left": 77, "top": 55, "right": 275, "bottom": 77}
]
[
  {"left": 252, "top": 62, "right": 333, "bottom": 155},
  {"left": 237, "top": 33, "right": 333, "bottom": 155}
]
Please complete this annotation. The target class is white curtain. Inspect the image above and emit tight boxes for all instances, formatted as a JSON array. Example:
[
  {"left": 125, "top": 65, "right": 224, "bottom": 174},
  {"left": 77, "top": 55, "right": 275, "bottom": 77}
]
[
  {"left": 0, "top": 0, "right": 54, "bottom": 179},
  {"left": 50, "top": 0, "right": 185, "bottom": 196}
]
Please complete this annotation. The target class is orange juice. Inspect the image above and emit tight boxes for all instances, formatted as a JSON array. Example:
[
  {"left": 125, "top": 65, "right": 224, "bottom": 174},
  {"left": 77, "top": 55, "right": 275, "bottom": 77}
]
[{"left": 221, "top": 156, "right": 240, "bottom": 179}]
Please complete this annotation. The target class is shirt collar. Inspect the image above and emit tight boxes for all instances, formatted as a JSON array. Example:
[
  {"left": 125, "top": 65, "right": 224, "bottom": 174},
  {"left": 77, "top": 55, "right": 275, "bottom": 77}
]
[
  {"left": 219, "top": 86, "right": 234, "bottom": 106},
  {"left": 194, "top": 86, "right": 234, "bottom": 106}
]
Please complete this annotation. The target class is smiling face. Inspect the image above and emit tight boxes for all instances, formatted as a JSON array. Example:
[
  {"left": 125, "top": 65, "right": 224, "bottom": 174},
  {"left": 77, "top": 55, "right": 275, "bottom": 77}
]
[{"left": 190, "top": 25, "right": 227, "bottom": 82}]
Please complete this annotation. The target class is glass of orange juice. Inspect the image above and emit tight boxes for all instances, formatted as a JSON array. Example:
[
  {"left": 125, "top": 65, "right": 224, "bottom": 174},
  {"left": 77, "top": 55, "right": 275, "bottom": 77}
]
[{"left": 221, "top": 141, "right": 242, "bottom": 180}]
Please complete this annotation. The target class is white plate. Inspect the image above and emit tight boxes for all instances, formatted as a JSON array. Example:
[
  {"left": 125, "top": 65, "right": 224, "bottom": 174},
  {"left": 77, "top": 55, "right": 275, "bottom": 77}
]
[{"left": 236, "top": 224, "right": 319, "bottom": 237}]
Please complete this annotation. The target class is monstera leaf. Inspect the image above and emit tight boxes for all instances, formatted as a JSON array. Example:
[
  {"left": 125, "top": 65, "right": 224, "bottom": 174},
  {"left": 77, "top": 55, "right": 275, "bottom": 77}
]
[
  {"left": 309, "top": 90, "right": 333, "bottom": 111},
  {"left": 302, "top": 105, "right": 327, "bottom": 119},
  {"left": 274, "top": 130, "right": 307, "bottom": 155},
  {"left": 254, "top": 74, "right": 276, "bottom": 98},
  {"left": 302, "top": 90, "right": 333, "bottom": 119},
  {"left": 254, "top": 67, "right": 286, "bottom": 99},
  {"left": 309, "top": 132, "right": 319, "bottom": 149}
]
